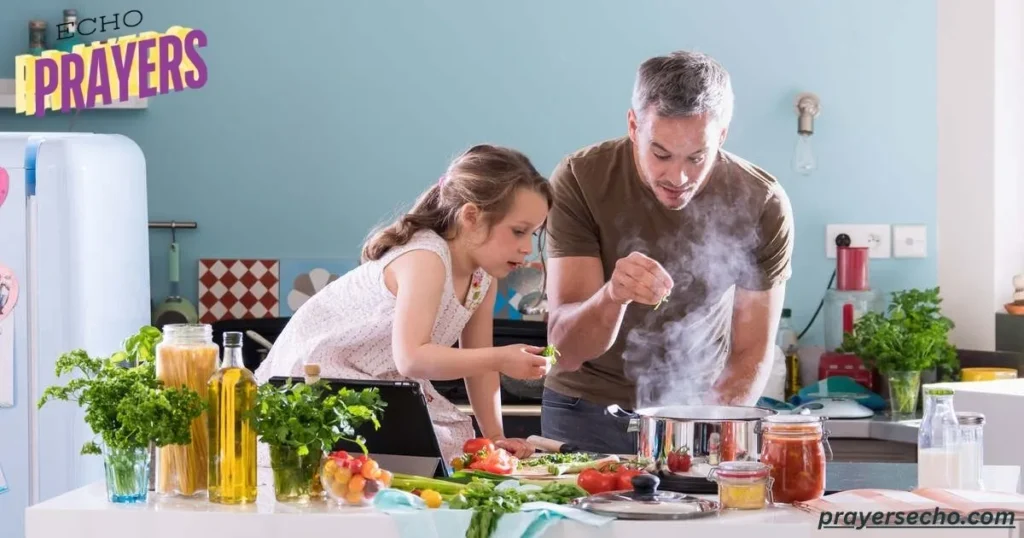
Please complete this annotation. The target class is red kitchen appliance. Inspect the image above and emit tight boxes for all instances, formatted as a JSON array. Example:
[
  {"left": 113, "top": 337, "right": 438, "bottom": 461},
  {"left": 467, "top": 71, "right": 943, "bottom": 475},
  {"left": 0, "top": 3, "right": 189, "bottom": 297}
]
[{"left": 818, "top": 235, "right": 885, "bottom": 390}]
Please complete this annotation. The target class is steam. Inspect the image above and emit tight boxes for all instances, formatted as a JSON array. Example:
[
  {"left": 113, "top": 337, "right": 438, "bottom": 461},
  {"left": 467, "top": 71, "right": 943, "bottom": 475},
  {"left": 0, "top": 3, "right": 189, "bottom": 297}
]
[{"left": 618, "top": 175, "right": 771, "bottom": 409}]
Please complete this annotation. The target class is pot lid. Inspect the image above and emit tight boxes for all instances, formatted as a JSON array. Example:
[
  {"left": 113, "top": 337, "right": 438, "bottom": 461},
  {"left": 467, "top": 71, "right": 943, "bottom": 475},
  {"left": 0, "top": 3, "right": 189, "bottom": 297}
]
[{"left": 570, "top": 474, "right": 719, "bottom": 520}]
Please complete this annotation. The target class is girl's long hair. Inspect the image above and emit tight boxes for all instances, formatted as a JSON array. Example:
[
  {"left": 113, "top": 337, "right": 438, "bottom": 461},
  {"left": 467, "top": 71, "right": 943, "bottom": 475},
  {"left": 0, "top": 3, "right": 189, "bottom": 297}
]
[{"left": 361, "top": 144, "right": 552, "bottom": 262}]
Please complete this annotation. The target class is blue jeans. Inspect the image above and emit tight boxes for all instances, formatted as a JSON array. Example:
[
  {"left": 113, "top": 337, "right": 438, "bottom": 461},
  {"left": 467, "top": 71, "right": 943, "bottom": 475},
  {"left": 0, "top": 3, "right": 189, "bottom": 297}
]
[{"left": 540, "top": 388, "right": 637, "bottom": 455}]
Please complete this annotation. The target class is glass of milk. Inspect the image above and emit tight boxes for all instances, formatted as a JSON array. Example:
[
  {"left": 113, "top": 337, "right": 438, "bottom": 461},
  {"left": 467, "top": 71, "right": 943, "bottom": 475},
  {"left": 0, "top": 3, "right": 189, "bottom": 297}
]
[{"left": 917, "top": 387, "right": 962, "bottom": 489}]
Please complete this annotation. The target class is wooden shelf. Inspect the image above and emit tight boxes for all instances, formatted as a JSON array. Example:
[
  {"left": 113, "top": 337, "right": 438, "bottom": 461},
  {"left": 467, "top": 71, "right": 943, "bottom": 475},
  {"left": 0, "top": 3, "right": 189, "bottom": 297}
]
[{"left": 0, "top": 78, "right": 147, "bottom": 110}]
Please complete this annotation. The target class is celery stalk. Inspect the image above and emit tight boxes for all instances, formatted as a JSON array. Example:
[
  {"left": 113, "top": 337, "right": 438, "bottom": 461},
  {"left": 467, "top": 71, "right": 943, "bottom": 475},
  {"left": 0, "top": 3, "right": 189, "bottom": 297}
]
[{"left": 389, "top": 473, "right": 468, "bottom": 495}]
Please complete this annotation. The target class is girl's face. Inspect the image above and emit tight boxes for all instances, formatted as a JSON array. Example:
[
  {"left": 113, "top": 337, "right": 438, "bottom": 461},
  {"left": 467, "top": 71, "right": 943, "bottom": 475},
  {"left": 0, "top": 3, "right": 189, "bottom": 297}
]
[{"left": 464, "top": 188, "right": 549, "bottom": 278}]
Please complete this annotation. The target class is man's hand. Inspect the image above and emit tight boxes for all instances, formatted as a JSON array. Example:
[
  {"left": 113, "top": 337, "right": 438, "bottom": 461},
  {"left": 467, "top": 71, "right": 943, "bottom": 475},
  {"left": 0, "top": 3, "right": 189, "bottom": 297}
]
[{"left": 606, "top": 252, "right": 675, "bottom": 306}]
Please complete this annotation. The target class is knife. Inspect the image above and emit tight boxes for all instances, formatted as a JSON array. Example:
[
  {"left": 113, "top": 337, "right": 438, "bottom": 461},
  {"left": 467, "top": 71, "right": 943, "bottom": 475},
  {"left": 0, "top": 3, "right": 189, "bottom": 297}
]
[{"left": 526, "top": 435, "right": 610, "bottom": 459}]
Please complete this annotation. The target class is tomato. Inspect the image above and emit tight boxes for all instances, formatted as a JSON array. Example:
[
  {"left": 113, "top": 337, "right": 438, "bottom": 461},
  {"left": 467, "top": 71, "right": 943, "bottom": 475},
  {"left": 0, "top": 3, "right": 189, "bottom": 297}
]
[
  {"left": 467, "top": 447, "right": 516, "bottom": 474},
  {"left": 616, "top": 468, "right": 643, "bottom": 490},
  {"left": 667, "top": 447, "right": 691, "bottom": 473},
  {"left": 462, "top": 438, "right": 495, "bottom": 455},
  {"left": 348, "top": 458, "right": 364, "bottom": 474},
  {"left": 329, "top": 450, "right": 350, "bottom": 461},
  {"left": 577, "top": 468, "right": 618, "bottom": 495}
]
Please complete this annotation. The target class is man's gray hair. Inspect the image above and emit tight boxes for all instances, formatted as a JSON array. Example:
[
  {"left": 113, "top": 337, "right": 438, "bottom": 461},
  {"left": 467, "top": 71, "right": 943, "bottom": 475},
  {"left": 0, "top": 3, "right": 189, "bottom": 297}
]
[{"left": 631, "top": 50, "right": 734, "bottom": 126}]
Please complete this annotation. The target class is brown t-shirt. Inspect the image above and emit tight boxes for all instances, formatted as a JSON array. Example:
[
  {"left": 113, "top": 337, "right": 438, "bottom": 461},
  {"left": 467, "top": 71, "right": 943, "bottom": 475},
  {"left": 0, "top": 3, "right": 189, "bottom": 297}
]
[{"left": 543, "top": 136, "right": 794, "bottom": 410}]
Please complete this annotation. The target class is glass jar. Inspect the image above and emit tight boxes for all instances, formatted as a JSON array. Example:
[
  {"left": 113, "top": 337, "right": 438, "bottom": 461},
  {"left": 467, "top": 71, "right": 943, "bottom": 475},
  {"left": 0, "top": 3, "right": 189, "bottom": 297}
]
[
  {"left": 707, "top": 461, "right": 773, "bottom": 510},
  {"left": 957, "top": 412, "right": 985, "bottom": 490},
  {"left": 917, "top": 387, "right": 961, "bottom": 489},
  {"left": 155, "top": 324, "right": 219, "bottom": 497},
  {"left": 759, "top": 415, "right": 830, "bottom": 504}
]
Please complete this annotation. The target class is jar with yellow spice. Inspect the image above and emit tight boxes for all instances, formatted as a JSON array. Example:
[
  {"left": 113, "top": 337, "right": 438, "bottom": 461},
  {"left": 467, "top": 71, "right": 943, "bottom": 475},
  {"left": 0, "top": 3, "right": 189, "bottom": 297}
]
[
  {"left": 707, "top": 461, "right": 774, "bottom": 510},
  {"left": 155, "top": 324, "right": 219, "bottom": 497}
]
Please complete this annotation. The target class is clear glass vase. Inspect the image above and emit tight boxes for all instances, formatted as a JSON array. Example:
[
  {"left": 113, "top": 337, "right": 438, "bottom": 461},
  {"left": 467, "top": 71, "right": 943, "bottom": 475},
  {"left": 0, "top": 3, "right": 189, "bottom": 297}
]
[
  {"left": 888, "top": 370, "right": 922, "bottom": 419},
  {"left": 269, "top": 445, "right": 323, "bottom": 503},
  {"left": 102, "top": 445, "right": 151, "bottom": 504}
]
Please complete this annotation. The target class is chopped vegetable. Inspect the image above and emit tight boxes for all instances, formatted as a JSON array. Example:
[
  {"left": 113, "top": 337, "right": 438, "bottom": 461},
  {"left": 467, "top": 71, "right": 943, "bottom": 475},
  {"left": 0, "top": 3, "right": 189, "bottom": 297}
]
[
  {"left": 541, "top": 345, "right": 560, "bottom": 365},
  {"left": 546, "top": 455, "right": 620, "bottom": 476},
  {"left": 654, "top": 291, "right": 670, "bottom": 310},
  {"left": 520, "top": 452, "right": 593, "bottom": 467},
  {"left": 463, "top": 438, "right": 495, "bottom": 454}
]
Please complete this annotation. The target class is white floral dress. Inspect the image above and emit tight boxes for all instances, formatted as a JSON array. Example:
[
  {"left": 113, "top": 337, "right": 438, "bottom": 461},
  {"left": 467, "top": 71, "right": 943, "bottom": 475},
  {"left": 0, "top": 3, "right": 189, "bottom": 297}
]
[{"left": 253, "top": 229, "right": 492, "bottom": 467}]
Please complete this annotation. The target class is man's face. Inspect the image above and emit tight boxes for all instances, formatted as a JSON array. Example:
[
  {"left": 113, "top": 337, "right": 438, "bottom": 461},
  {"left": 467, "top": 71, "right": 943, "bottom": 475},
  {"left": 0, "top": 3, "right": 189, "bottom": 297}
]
[{"left": 628, "top": 108, "right": 727, "bottom": 210}]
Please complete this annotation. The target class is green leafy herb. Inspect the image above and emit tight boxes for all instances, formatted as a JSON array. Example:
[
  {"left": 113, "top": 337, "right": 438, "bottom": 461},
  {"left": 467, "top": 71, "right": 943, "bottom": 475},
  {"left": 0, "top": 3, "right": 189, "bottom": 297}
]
[
  {"left": 248, "top": 378, "right": 387, "bottom": 457},
  {"left": 654, "top": 291, "right": 670, "bottom": 311},
  {"left": 837, "top": 287, "right": 959, "bottom": 381},
  {"left": 446, "top": 480, "right": 587, "bottom": 538},
  {"left": 37, "top": 326, "right": 205, "bottom": 455},
  {"left": 520, "top": 452, "right": 592, "bottom": 467},
  {"left": 541, "top": 345, "right": 560, "bottom": 365}
]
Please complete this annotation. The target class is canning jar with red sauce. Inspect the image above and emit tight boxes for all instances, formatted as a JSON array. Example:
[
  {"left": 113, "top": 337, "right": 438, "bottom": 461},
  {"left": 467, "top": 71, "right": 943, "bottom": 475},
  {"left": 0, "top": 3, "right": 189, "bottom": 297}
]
[{"left": 758, "top": 415, "right": 830, "bottom": 504}]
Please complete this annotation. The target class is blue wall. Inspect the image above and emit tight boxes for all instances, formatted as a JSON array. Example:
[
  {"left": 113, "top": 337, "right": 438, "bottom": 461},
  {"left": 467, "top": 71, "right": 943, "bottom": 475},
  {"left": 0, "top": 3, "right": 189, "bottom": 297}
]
[
  {"left": 0, "top": 0, "right": 936, "bottom": 533},
  {"left": 1, "top": 0, "right": 938, "bottom": 345}
]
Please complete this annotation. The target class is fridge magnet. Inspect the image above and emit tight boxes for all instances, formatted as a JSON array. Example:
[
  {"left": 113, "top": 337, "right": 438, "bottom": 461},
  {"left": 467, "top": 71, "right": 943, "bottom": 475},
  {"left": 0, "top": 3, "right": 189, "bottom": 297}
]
[
  {"left": 197, "top": 259, "right": 280, "bottom": 323},
  {"left": 0, "top": 167, "right": 8, "bottom": 209},
  {"left": 279, "top": 257, "right": 357, "bottom": 316},
  {"left": 0, "top": 263, "right": 18, "bottom": 324}
]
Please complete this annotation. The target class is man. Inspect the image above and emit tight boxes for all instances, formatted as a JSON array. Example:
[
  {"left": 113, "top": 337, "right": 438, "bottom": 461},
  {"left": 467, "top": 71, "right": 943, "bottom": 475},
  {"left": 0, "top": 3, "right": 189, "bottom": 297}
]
[{"left": 542, "top": 50, "right": 794, "bottom": 455}]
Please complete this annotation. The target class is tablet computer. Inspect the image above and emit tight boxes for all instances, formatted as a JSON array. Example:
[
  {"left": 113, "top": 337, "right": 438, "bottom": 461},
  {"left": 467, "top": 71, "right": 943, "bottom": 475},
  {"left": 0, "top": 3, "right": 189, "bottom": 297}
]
[{"left": 266, "top": 376, "right": 450, "bottom": 477}]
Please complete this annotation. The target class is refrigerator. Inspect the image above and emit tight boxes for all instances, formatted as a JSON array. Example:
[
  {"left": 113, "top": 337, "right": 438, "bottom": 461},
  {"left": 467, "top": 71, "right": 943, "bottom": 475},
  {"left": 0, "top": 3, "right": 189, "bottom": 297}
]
[{"left": 0, "top": 133, "right": 151, "bottom": 538}]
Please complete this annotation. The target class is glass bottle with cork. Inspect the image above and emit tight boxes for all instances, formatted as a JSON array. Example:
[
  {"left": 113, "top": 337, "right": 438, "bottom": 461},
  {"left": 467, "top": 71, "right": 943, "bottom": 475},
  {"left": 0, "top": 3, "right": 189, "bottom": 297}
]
[
  {"left": 208, "top": 331, "right": 258, "bottom": 504},
  {"left": 28, "top": 20, "right": 47, "bottom": 55},
  {"left": 55, "top": 9, "right": 83, "bottom": 53}
]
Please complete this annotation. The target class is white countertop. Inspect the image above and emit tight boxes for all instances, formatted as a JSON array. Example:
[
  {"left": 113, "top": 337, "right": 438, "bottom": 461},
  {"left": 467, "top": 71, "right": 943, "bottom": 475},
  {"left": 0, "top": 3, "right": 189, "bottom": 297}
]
[{"left": 25, "top": 466, "right": 1021, "bottom": 538}]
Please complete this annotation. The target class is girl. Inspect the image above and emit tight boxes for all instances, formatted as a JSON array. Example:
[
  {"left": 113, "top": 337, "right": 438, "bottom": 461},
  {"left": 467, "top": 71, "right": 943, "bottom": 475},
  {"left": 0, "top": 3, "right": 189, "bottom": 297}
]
[{"left": 254, "top": 144, "right": 553, "bottom": 464}]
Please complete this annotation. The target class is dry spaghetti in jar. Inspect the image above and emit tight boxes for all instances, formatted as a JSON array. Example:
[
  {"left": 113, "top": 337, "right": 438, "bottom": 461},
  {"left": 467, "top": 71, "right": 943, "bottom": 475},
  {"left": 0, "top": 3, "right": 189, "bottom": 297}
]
[{"left": 155, "top": 323, "right": 219, "bottom": 497}]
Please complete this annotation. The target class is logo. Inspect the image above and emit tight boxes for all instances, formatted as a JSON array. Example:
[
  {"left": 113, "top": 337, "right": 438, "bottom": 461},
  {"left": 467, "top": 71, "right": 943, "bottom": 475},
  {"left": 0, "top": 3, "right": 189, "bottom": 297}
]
[{"left": 14, "top": 25, "right": 208, "bottom": 117}]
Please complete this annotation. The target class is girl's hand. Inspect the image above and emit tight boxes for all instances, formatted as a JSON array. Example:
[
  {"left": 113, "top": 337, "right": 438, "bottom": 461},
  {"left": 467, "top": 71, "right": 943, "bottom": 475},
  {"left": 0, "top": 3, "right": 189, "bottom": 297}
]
[
  {"left": 494, "top": 437, "right": 536, "bottom": 459},
  {"left": 496, "top": 344, "right": 550, "bottom": 380}
]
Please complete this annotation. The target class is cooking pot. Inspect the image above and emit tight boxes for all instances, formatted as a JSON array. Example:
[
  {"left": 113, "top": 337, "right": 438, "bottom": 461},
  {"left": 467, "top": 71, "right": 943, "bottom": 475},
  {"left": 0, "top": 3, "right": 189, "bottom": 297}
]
[{"left": 607, "top": 404, "right": 777, "bottom": 472}]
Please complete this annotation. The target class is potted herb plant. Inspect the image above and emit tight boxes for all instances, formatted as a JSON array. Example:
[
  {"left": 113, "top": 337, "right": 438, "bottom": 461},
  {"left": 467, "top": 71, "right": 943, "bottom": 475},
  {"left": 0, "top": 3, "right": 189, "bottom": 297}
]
[
  {"left": 837, "top": 287, "right": 958, "bottom": 418},
  {"left": 38, "top": 326, "right": 206, "bottom": 504},
  {"left": 250, "top": 379, "right": 386, "bottom": 503}
]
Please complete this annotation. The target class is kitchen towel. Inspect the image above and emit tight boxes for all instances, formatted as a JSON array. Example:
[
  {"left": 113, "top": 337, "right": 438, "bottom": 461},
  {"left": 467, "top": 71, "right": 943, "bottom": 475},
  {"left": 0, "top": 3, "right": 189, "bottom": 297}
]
[{"left": 373, "top": 488, "right": 614, "bottom": 538}]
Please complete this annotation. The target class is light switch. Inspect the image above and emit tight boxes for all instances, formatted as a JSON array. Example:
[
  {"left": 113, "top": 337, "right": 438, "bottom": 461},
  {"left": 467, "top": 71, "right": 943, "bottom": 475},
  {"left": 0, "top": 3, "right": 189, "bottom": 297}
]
[{"left": 893, "top": 225, "right": 927, "bottom": 258}]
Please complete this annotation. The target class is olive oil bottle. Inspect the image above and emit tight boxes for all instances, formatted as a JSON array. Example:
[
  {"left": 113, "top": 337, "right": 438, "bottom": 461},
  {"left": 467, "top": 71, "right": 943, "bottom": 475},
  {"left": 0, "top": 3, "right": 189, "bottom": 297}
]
[{"left": 208, "top": 332, "right": 258, "bottom": 504}]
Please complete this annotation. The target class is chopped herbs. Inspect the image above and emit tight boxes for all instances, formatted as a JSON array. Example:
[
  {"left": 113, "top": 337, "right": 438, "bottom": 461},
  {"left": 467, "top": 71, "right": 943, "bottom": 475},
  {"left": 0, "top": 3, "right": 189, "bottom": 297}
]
[{"left": 520, "top": 452, "right": 593, "bottom": 467}]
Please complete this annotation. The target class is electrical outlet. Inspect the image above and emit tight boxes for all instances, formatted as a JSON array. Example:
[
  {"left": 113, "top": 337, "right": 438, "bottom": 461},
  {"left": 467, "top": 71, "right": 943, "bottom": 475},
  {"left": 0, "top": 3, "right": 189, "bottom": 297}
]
[
  {"left": 825, "top": 224, "right": 892, "bottom": 258},
  {"left": 893, "top": 224, "right": 927, "bottom": 258}
]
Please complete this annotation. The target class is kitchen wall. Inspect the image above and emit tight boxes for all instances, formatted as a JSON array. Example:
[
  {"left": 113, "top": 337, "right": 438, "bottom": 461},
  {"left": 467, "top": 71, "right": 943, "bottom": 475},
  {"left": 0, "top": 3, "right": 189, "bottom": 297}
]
[{"left": 0, "top": 0, "right": 938, "bottom": 347}]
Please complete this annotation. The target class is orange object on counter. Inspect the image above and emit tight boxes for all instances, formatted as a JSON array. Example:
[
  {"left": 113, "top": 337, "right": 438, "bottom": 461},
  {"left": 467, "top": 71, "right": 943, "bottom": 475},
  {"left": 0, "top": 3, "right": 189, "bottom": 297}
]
[{"left": 759, "top": 415, "right": 829, "bottom": 504}]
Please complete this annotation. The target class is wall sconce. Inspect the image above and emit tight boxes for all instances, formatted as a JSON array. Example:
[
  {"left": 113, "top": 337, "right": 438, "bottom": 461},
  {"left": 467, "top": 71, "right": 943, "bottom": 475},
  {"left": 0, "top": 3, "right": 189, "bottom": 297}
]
[{"left": 792, "top": 92, "right": 820, "bottom": 176}]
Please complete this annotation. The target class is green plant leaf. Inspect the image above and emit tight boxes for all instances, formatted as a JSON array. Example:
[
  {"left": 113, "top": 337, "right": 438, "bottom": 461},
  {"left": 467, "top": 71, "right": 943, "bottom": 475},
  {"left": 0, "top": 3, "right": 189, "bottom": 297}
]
[{"left": 836, "top": 287, "right": 959, "bottom": 380}]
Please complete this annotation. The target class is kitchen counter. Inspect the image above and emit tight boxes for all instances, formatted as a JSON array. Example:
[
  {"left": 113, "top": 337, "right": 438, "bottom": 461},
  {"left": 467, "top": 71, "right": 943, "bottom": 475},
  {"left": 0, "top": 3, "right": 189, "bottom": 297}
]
[
  {"left": 463, "top": 405, "right": 921, "bottom": 443},
  {"left": 25, "top": 465, "right": 1021, "bottom": 538}
]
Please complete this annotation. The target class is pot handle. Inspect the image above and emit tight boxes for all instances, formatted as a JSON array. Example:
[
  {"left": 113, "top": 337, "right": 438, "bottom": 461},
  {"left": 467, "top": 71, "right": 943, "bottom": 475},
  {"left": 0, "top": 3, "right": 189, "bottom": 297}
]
[{"left": 605, "top": 404, "right": 636, "bottom": 419}]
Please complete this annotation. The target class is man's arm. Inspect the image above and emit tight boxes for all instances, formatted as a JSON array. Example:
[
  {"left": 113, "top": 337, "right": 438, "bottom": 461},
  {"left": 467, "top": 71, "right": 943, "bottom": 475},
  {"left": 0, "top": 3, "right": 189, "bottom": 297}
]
[
  {"left": 708, "top": 284, "right": 786, "bottom": 405},
  {"left": 545, "top": 257, "right": 628, "bottom": 371},
  {"left": 709, "top": 183, "right": 794, "bottom": 405},
  {"left": 542, "top": 157, "right": 630, "bottom": 371}
]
